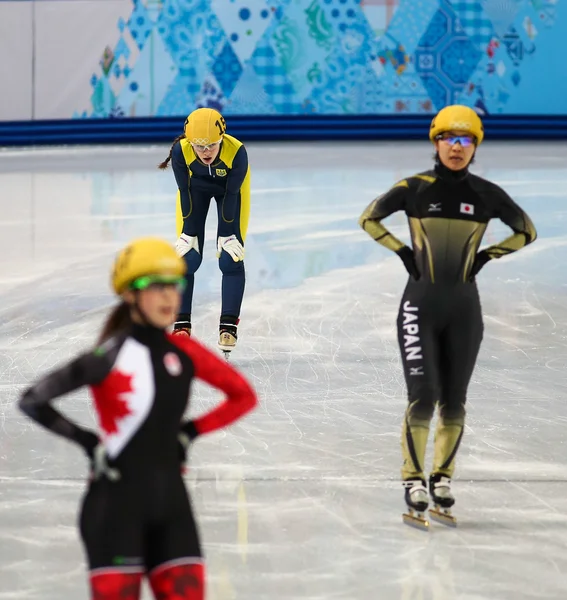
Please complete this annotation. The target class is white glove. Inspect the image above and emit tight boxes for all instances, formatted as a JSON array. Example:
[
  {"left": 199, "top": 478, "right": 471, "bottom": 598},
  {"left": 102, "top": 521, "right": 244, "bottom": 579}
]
[
  {"left": 90, "top": 444, "right": 121, "bottom": 482},
  {"left": 217, "top": 235, "right": 244, "bottom": 262},
  {"left": 175, "top": 234, "right": 199, "bottom": 257}
]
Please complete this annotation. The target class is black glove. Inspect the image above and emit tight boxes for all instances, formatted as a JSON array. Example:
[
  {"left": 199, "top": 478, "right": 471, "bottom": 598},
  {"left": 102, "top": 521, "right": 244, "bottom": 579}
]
[
  {"left": 178, "top": 421, "right": 199, "bottom": 468},
  {"left": 469, "top": 250, "right": 491, "bottom": 281},
  {"left": 76, "top": 429, "right": 120, "bottom": 481},
  {"left": 396, "top": 246, "right": 420, "bottom": 280},
  {"left": 75, "top": 428, "right": 100, "bottom": 459}
]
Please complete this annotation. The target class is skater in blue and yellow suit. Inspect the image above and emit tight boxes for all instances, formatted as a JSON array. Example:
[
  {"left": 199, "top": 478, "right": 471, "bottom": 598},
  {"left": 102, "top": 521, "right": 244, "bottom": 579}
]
[{"left": 159, "top": 108, "right": 251, "bottom": 354}]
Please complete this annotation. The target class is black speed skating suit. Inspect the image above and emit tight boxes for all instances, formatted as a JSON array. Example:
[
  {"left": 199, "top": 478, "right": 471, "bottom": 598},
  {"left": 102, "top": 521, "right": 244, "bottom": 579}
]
[
  {"left": 359, "top": 162, "right": 536, "bottom": 482},
  {"left": 19, "top": 324, "right": 257, "bottom": 599}
]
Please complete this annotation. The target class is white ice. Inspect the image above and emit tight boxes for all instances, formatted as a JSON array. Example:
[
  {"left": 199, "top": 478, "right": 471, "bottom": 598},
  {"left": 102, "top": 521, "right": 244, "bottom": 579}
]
[{"left": 0, "top": 141, "right": 566, "bottom": 599}]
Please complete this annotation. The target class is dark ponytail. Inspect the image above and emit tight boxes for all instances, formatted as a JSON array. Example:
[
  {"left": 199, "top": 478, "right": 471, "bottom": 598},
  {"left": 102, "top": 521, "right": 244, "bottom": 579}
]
[
  {"left": 98, "top": 302, "right": 133, "bottom": 345},
  {"left": 158, "top": 134, "right": 186, "bottom": 170}
]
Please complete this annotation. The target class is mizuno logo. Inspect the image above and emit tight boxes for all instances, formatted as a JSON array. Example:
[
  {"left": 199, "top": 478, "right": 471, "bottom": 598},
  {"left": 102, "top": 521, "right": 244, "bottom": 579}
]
[{"left": 428, "top": 203, "right": 441, "bottom": 212}]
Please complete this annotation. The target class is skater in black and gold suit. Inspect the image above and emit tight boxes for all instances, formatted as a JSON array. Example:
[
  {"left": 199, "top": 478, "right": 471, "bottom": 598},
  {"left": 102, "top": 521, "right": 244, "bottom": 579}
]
[{"left": 359, "top": 105, "right": 537, "bottom": 526}]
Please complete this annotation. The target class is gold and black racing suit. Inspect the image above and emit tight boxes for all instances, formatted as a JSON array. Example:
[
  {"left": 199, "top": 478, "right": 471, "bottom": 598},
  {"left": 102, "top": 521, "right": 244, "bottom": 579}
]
[{"left": 359, "top": 162, "right": 537, "bottom": 482}]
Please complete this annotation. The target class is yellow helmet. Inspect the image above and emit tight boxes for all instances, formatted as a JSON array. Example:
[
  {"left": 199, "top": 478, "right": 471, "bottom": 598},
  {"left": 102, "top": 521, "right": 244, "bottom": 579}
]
[
  {"left": 429, "top": 105, "right": 484, "bottom": 145},
  {"left": 112, "top": 237, "right": 186, "bottom": 294},
  {"left": 184, "top": 107, "right": 226, "bottom": 146}
]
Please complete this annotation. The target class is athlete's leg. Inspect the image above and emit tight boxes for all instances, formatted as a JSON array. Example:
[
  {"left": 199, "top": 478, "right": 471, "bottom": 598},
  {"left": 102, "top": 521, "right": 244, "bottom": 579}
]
[
  {"left": 216, "top": 188, "right": 248, "bottom": 321},
  {"left": 149, "top": 561, "right": 205, "bottom": 600},
  {"left": 433, "top": 284, "right": 483, "bottom": 477},
  {"left": 90, "top": 569, "right": 143, "bottom": 600},
  {"left": 397, "top": 283, "right": 442, "bottom": 482},
  {"left": 177, "top": 189, "right": 212, "bottom": 322},
  {"left": 147, "top": 484, "right": 204, "bottom": 600},
  {"left": 80, "top": 482, "right": 144, "bottom": 600}
]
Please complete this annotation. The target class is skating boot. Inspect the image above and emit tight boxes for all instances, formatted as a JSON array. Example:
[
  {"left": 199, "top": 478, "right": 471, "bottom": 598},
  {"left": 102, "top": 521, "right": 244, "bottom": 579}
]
[
  {"left": 218, "top": 317, "right": 238, "bottom": 359},
  {"left": 428, "top": 473, "right": 457, "bottom": 527},
  {"left": 402, "top": 479, "right": 429, "bottom": 530},
  {"left": 172, "top": 318, "right": 191, "bottom": 339}
]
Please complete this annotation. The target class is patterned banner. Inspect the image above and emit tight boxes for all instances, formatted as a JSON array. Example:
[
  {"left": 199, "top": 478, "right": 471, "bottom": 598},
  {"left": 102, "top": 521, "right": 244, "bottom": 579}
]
[{"left": 80, "top": 0, "right": 563, "bottom": 118}]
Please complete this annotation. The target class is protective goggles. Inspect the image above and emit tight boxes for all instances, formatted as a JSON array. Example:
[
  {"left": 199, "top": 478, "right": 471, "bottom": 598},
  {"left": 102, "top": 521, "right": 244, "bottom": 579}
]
[
  {"left": 130, "top": 275, "right": 186, "bottom": 292},
  {"left": 191, "top": 139, "right": 222, "bottom": 152},
  {"left": 435, "top": 133, "right": 477, "bottom": 147}
]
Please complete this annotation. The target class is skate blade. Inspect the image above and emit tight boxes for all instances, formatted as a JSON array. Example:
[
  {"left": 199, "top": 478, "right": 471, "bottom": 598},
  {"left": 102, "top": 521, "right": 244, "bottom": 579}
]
[
  {"left": 429, "top": 507, "right": 457, "bottom": 528},
  {"left": 402, "top": 511, "right": 429, "bottom": 531},
  {"left": 220, "top": 349, "right": 232, "bottom": 361}
]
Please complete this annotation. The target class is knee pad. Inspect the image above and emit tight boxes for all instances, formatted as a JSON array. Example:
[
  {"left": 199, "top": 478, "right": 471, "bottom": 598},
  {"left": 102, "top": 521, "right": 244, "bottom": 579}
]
[
  {"left": 149, "top": 561, "right": 205, "bottom": 600},
  {"left": 406, "top": 398, "right": 435, "bottom": 426},
  {"left": 184, "top": 249, "right": 202, "bottom": 275},
  {"left": 438, "top": 402, "right": 466, "bottom": 424},
  {"left": 406, "top": 383, "right": 438, "bottom": 424},
  {"left": 90, "top": 570, "right": 142, "bottom": 600},
  {"left": 219, "top": 251, "right": 244, "bottom": 275}
]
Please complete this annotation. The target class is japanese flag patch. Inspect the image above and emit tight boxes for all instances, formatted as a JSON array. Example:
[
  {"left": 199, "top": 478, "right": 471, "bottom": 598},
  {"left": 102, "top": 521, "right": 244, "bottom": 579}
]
[{"left": 460, "top": 203, "right": 474, "bottom": 215}]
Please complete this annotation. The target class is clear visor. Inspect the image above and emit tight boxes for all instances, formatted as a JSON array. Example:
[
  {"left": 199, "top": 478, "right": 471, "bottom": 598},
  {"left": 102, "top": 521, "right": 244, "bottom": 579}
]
[{"left": 191, "top": 138, "right": 222, "bottom": 152}]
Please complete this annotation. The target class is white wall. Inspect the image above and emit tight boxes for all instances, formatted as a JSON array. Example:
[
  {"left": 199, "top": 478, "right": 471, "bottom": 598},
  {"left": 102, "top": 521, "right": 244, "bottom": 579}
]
[
  {"left": 0, "top": 0, "right": 130, "bottom": 121},
  {"left": 34, "top": 0, "right": 130, "bottom": 119},
  {"left": 0, "top": 2, "right": 33, "bottom": 120}
]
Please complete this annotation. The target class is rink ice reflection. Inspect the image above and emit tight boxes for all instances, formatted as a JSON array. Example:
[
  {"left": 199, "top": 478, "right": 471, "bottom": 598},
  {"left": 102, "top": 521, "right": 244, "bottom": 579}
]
[{"left": 0, "top": 142, "right": 566, "bottom": 599}]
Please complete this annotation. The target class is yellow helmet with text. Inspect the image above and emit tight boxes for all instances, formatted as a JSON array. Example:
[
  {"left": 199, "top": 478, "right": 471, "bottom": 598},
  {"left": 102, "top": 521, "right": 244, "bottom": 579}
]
[
  {"left": 429, "top": 105, "right": 484, "bottom": 145},
  {"left": 111, "top": 237, "right": 186, "bottom": 294},
  {"left": 184, "top": 107, "right": 226, "bottom": 146}
]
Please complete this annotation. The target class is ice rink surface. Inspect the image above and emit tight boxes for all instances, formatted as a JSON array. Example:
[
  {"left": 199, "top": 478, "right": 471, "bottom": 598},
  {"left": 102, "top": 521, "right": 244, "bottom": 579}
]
[{"left": 0, "top": 141, "right": 566, "bottom": 599}]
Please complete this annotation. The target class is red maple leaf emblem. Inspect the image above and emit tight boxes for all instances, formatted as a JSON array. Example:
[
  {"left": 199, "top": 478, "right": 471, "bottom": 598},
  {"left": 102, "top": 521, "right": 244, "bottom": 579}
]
[{"left": 91, "top": 370, "right": 134, "bottom": 435}]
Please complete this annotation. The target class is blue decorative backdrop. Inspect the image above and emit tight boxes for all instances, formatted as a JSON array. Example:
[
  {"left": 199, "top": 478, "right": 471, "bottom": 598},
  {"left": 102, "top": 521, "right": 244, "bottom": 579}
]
[{"left": 81, "top": 0, "right": 565, "bottom": 119}]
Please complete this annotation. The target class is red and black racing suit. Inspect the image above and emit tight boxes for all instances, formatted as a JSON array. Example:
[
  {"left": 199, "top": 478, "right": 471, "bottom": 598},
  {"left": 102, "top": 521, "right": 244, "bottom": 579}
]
[{"left": 19, "top": 323, "right": 257, "bottom": 599}]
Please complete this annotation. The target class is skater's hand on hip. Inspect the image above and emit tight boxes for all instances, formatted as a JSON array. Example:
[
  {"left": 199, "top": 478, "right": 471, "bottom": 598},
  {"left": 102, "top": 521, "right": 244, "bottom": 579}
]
[
  {"left": 77, "top": 428, "right": 99, "bottom": 456},
  {"left": 88, "top": 443, "right": 121, "bottom": 482},
  {"left": 178, "top": 432, "right": 190, "bottom": 471},
  {"left": 175, "top": 234, "right": 200, "bottom": 257},
  {"left": 178, "top": 422, "right": 199, "bottom": 473},
  {"left": 396, "top": 246, "right": 420, "bottom": 280},
  {"left": 469, "top": 250, "right": 491, "bottom": 281},
  {"left": 217, "top": 235, "right": 244, "bottom": 262}
]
